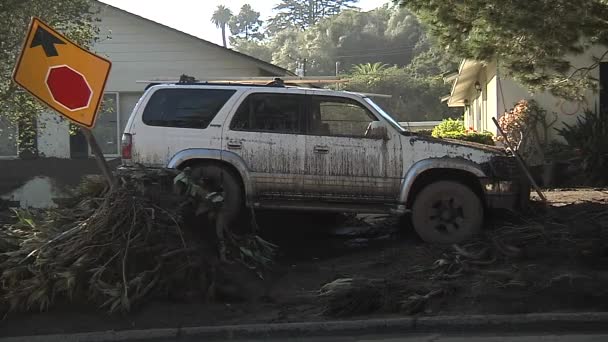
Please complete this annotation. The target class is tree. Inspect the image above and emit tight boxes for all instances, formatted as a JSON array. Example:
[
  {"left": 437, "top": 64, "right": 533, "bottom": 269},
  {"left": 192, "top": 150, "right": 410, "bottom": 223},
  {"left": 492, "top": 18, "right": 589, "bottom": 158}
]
[
  {"left": 351, "top": 62, "right": 390, "bottom": 75},
  {"left": 229, "top": 4, "right": 263, "bottom": 44},
  {"left": 230, "top": 39, "right": 273, "bottom": 63},
  {"left": 0, "top": 0, "right": 98, "bottom": 155},
  {"left": 268, "top": 0, "right": 359, "bottom": 32},
  {"left": 210, "top": 5, "right": 233, "bottom": 48},
  {"left": 397, "top": 0, "right": 608, "bottom": 100},
  {"left": 343, "top": 66, "right": 460, "bottom": 121}
]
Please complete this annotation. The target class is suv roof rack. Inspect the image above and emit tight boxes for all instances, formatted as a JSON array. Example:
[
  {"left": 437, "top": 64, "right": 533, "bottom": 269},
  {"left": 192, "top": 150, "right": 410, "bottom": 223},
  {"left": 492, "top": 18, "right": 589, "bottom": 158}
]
[{"left": 138, "top": 75, "right": 346, "bottom": 89}]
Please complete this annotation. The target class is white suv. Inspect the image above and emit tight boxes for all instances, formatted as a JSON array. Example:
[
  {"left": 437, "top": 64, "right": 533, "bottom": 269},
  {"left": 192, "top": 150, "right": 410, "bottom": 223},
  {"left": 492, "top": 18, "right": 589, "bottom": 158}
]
[{"left": 121, "top": 82, "right": 529, "bottom": 244}]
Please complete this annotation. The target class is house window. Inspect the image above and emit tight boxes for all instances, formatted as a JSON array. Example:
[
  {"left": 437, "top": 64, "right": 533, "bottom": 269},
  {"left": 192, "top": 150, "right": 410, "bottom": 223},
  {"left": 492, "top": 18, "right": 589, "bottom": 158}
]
[
  {"left": 0, "top": 118, "right": 18, "bottom": 158},
  {"left": 91, "top": 93, "right": 119, "bottom": 155}
]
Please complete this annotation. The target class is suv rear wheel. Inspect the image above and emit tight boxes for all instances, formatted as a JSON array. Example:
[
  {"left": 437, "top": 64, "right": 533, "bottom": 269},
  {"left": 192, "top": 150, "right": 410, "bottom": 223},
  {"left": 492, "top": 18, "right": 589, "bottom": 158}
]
[
  {"left": 191, "top": 164, "right": 244, "bottom": 228},
  {"left": 411, "top": 180, "right": 483, "bottom": 244}
]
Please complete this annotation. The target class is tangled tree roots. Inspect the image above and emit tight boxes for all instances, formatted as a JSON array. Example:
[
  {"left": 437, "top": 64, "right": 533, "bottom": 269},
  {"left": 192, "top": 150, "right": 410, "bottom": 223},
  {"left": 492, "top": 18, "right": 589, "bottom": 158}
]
[{"left": 0, "top": 169, "right": 276, "bottom": 314}]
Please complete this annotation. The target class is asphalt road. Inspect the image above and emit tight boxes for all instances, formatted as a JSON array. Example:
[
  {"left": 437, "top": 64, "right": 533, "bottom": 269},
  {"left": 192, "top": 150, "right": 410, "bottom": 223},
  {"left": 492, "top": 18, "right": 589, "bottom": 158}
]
[{"left": 192, "top": 333, "right": 608, "bottom": 342}]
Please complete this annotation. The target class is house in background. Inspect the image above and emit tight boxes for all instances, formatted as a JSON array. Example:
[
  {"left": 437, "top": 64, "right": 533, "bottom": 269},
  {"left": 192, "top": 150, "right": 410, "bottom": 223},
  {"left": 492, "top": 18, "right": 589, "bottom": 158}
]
[
  {"left": 444, "top": 45, "right": 608, "bottom": 142},
  {"left": 0, "top": 1, "right": 292, "bottom": 207}
]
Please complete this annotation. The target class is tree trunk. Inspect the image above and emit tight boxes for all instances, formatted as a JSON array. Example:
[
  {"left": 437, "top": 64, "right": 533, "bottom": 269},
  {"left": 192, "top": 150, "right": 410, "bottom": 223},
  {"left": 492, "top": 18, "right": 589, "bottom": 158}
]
[{"left": 221, "top": 25, "right": 227, "bottom": 48}]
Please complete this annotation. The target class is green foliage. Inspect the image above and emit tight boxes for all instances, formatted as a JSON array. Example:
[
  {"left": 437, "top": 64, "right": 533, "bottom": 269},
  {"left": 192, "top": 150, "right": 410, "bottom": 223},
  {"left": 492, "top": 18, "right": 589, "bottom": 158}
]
[
  {"left": 431, "top": 118, "right": 465, "bottom": 137},
  {"left": 229, "top": 4, "right": 263, "bottom": 43},
  {"left": 268, "top": 0, "right": 359, "bottom": 33},
  {"left": 344, "top": 66, "right": 459, "bottom": 121},
  {"left": 431, "top": 118, "right": 494, "bottom": 146},
  {"left": 351, "top": 62, "right": 390, "bottom": 75},
  {"left": 235, "top": 6, "right": 429, "bottom": 73},
  {"left": 439, "top": 131, "right": 495, "bottom": 146},
  {"left": 211, "top": 5, "right": 233, "bottom": 47},
  {"left": 555, "top": 110, "right": 608, "bottom": 183},
  {"left": 0, "top": 0, "right": 98, "bottom": 155},
  {"left": 397, "top": 0, "right": 608, "bottom": 100}
]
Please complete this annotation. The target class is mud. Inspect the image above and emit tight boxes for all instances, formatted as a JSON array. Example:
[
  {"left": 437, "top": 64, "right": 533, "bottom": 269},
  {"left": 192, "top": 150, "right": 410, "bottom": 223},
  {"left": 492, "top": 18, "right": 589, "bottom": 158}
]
[{"left": 1, "top": 189, "right": 607, "bottom": 338}]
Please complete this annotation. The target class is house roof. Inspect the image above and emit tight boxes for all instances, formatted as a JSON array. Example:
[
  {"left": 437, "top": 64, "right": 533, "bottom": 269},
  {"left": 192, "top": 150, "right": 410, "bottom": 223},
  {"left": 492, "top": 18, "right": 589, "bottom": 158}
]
[
  {"left": 93, "top": 1, "right": 294, "bottom": 77},
  {"left": 445, "top": 59, "right": 483, "bottom": 107}
]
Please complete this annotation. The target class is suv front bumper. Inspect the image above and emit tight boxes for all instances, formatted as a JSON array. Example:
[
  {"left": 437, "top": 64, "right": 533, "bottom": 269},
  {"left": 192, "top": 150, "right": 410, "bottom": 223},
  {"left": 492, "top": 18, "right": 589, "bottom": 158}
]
[{"left": 482, "top": 179, "right": 530, "bottom": 210}]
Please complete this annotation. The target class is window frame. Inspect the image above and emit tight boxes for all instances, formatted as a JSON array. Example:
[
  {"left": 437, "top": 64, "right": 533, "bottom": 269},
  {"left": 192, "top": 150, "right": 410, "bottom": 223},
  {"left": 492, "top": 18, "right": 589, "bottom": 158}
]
[
  {"left": 89, "top": 92, "right": 120, "bottom": 157},
  {"left": 229, "top": 92, "right": 308, "bottom": 135},
  {"left": 142, "top": 88, "right": 237, "bottom": 130},
  {"left": 0, "top": 119, "right": 19, "bottom": 160},
  {"left": 306, "top": 95, "right": 380, "bottom": 139}
]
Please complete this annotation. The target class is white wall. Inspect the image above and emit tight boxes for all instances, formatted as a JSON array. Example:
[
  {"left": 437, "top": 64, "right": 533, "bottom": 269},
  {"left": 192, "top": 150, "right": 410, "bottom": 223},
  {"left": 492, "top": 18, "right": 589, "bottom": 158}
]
[
  {"left": 36, "top": 112, "right": 70, "bottom": 158},
  {"left": 93, "top": 5, "right": 279, "bottom": 93}
]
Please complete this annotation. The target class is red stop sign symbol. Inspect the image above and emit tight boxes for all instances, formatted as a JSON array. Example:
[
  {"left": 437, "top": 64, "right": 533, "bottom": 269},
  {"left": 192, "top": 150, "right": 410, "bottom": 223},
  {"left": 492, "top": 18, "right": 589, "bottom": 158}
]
[{"left": 45, "top": 65, "right": 92, "bottom": 111}]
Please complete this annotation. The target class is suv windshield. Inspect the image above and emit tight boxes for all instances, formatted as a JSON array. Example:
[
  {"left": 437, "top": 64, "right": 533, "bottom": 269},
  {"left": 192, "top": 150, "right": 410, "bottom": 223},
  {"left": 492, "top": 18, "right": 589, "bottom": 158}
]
[{"left": 363, "top": 97, "right": 405, "bottom": 133}]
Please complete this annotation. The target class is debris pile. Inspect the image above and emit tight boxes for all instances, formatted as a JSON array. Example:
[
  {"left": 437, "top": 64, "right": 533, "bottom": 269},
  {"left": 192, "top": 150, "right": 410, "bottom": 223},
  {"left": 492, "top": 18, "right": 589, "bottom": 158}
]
[
  {"left": 0, "top": 168, "right": 276, "bottom": 314},
  {"left": 318, "top": 202, "right": 608, "bottom": 317}
]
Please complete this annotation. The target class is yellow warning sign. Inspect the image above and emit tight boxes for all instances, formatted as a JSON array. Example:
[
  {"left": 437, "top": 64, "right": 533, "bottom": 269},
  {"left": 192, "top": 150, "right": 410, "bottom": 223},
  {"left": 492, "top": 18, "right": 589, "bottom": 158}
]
[{"left": 12, "top": 17, "right": 111, "bottom": 128}]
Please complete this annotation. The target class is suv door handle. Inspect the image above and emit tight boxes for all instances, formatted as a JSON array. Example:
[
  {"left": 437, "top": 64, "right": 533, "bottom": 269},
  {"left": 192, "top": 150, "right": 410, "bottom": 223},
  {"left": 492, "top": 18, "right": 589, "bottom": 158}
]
[
  {"left": 313, "top": 145, "right": 329, "bottom": 154},
  {"left": 227, "top": 140, "right": 242, "bottom": 149}
]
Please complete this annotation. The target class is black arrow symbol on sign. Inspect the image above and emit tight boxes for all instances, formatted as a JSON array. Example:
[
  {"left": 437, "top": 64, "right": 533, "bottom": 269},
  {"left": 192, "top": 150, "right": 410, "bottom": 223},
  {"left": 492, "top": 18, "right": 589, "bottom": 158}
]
[{"left": 30, "top": 26, "right": 65, "bottom": 57}]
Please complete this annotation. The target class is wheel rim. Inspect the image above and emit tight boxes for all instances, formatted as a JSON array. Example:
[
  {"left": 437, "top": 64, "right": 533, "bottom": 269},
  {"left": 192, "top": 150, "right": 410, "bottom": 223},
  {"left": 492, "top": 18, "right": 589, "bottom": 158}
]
[{"left": 428, "top": 195, "right": 466, "bottom": 235}]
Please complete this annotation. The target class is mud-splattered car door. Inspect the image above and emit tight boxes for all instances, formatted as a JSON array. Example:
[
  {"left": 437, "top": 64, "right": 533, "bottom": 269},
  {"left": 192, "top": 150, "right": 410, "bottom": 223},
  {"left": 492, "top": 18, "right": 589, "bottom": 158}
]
[
  {"left": 302, "top": 93, "right": 403, "bottom": 203},
  {"left": 222, "top": 90, "right": 307, "bottom": 201}
]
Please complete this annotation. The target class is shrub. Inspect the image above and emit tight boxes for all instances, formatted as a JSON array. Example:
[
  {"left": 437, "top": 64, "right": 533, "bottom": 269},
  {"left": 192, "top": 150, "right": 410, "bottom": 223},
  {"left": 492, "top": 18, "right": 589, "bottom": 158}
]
[
  {"left": 555, "top": 110, "right": 608, "bottom": 184},
  {"left": 431, "top": 118, "right": 465, "bottom": 138},
  {"left": 431, "top": 118, "right": 494, "bottom": 146},
  {"left": 440, "top": 131, "right": 495, "bottom": 146}
]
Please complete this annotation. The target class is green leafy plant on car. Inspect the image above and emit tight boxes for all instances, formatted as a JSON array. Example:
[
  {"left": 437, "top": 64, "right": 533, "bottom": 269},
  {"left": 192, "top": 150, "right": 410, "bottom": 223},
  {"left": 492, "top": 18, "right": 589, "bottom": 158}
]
[{"left": 431, "top": 118, "right": 495, "bottom": 146}]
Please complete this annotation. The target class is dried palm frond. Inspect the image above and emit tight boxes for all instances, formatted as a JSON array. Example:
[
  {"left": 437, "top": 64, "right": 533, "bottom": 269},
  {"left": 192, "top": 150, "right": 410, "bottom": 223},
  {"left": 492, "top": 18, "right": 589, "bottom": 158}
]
[{"left": 0, "top": 169, "right": 277, "bottom": 315}]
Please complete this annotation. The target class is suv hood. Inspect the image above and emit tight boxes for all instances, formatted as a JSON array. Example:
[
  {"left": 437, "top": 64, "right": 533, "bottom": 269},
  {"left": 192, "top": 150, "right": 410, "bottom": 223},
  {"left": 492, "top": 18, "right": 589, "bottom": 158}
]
[
  {"left": 439, "top": 138, "right": 505, "bottom": 154},
  {"left": 407, "top": 134, "right": 507, "bottom": 164}
]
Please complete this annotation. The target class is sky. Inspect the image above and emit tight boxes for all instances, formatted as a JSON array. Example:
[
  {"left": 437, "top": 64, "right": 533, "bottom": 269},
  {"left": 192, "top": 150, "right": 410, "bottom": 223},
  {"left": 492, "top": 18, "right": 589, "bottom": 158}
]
[{"left": 98, "top": 0, "right": 390, "bottom": 46}]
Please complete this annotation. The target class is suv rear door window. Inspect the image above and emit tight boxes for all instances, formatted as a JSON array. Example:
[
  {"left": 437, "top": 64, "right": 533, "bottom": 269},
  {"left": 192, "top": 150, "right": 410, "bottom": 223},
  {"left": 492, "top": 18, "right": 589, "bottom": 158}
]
[
  {"left": 230, "top": 93, "right": 306, "bottom": 134},
  {"left": 143, "top": 88, "right": 236, "bottom": 129}
]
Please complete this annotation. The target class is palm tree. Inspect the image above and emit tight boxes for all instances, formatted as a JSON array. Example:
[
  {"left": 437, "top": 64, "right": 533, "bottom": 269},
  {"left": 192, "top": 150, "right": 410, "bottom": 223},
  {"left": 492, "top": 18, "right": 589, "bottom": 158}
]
[
  {"left": 351, "top": 62, "right": 390, "bottom": 75},
  {"left": 211, "top": 5, "right": 233, "bottom": 48}
]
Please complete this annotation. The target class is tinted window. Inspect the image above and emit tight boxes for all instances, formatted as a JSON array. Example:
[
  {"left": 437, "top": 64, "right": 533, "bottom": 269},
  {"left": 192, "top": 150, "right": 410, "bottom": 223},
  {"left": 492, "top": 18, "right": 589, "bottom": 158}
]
[
  {"left": 309, "top": 96, "right": 377, "bottom": 138},
  {"left": 230, "top": 93, "right": 305, "bottom": 134},
  {"left": 143, "top": 89, "right": 235, "bottom": 128}
]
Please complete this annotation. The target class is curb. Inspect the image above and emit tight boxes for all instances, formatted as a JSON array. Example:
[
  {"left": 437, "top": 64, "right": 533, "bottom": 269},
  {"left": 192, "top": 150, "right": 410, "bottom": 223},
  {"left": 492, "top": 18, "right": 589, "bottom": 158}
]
[{"left": 2, "top": 312, "right": 608, "bottom": 341}]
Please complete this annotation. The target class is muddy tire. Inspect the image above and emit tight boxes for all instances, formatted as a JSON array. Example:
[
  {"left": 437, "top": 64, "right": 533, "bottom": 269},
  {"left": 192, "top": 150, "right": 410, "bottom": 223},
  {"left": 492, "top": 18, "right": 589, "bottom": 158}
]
[
  {"left": 191, "top": 164, "right": 244, "bottom": 227},
  {"left": 411, "top": 180, "right": 483, "bottom": 244}
]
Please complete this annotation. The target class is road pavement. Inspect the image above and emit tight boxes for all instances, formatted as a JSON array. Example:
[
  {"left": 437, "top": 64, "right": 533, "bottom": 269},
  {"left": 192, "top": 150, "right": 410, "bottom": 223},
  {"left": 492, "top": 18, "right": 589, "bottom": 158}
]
[{"left": 190, "top": 333, "right": 608, "bottom": 342}]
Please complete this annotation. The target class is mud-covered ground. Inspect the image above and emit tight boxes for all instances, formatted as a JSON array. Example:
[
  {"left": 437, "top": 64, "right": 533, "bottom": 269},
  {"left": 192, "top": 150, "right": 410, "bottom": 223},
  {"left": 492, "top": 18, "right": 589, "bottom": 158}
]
[{"left": 1, "top": 188, "right": 608, "bottom": 338}]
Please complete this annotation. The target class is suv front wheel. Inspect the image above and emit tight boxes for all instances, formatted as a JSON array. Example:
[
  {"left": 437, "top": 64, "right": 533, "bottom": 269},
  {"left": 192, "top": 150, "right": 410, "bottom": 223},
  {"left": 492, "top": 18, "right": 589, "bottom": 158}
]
[{"left": 411, "top": 180, "right": 483, "bottom": 244}]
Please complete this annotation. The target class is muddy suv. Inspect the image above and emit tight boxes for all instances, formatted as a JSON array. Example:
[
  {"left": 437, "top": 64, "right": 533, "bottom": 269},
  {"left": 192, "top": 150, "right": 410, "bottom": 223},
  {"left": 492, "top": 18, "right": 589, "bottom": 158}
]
[{"left": 121, "top": 82, "right": 529, "bottom": 244}]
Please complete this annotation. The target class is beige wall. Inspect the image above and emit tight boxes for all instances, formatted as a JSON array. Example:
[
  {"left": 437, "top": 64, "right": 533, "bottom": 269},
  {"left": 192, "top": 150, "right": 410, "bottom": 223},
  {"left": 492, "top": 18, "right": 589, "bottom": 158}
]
[
  {"left": 463, "top": 46, "right": 605, "bottom": 142},
  {"left": 463, "top": 61, "right": 498, "bottom": 134}
]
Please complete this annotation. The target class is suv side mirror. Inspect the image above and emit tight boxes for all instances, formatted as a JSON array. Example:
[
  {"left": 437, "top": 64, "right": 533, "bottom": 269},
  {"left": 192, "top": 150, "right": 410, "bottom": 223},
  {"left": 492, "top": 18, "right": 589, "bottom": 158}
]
[{"left": 365, "top": 122, "right": 389, "bottom": 140}]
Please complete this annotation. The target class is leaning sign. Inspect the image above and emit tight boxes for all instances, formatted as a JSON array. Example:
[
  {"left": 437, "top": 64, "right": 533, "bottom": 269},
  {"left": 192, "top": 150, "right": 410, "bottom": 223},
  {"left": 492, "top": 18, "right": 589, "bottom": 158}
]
[
  {"left": 12, "top": 17, "right": 111, "bottom": 128},
  {"left": 12, "top": 17, "right": 115, "bottom": 187}
]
